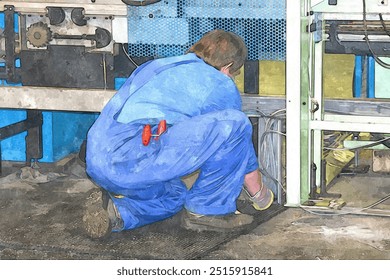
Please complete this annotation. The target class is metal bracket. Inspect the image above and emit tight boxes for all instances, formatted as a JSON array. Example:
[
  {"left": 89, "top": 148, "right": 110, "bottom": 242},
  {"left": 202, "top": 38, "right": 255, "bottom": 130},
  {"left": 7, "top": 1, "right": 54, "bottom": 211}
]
[{"left": 1, "top": 5, "right": 21, "bottom": 83}]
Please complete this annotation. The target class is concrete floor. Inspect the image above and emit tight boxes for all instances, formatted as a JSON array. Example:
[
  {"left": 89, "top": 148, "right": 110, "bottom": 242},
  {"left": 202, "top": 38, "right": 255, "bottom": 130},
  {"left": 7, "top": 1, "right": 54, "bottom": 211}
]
[
  {"left": 0, "top": 155, "right": 389, "bottom": 260},
  {"left": 207, "top": 207, "right": 390, "bottom": 260},
  {"left": 208, "top": 171, "right": 390, "bottom": 260}
]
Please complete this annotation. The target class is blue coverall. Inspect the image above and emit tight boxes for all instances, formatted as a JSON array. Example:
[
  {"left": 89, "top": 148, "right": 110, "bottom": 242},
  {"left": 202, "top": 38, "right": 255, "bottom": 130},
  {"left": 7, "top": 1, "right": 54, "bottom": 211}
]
[{"left": 86, "top": 53, "right": 259, "bottom": 230}]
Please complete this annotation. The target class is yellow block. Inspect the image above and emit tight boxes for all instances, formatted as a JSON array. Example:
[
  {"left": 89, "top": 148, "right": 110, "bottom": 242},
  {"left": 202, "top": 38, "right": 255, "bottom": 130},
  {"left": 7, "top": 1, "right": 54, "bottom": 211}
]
[
  {"left": 235, "top": 54, "right": 354, "bottom": 98},
  {"left": 323, "top": 54, "right": 354, "bottom": 99},
  {"left": 234, "top": 61, "right": 286, "bottom": 95},
  {"left": 235, "top": 66, "right": 245, "bottom": 93},
  {"left": 259, "top": 60, "right": 286, "bottom": 96}
]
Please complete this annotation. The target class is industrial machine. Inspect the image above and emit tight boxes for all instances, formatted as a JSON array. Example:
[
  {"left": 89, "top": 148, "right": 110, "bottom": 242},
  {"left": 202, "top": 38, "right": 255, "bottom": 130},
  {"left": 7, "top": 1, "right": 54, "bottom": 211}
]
[
  {"left": 1, "top": 0, "right": 390, "bottom": 216},
  {"left": 0, "top": 0, "right": 287, "bottom": 201},
  {"left": 0, "top": 0, "right": 285, "bottom": 88},
  {"left": 286, "top": 0, "right": 390, "bottom": 215},
  {"left": 0, "top": 0, "right": 135, "bottom": 166}
]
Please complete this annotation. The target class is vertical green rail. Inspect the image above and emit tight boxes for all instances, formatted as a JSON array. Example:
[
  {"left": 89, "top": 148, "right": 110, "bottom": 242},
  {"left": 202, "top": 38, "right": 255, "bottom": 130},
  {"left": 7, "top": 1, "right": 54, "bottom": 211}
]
[
  {"left": 286, "top": 0, "right": 311, "bottom": 206},
  {"left": 300, "top": 0, "right": 312, "bottom": 203}
]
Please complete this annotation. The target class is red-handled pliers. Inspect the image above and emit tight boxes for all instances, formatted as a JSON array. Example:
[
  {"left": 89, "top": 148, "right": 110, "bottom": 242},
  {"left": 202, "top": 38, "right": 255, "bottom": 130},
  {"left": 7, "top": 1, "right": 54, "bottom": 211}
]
[{"left": 142, "top": 120, "right": 167, "bottom": 146}]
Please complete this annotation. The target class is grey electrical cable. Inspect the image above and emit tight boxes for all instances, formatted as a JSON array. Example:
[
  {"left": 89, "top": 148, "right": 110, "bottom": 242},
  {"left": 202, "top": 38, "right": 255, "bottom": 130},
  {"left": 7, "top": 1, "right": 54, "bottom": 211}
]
[
  {"left": 323, "top": 136, "right": 390, "bottom": 150},
  {"left": 122, "top": 44, "right": 139, "bottom": 67},
  {"left": 362, "top": 0, "right": 390, "bottom": 69},
  {"left": 255, "top": 109, "right": 287, "bottom": 194}
]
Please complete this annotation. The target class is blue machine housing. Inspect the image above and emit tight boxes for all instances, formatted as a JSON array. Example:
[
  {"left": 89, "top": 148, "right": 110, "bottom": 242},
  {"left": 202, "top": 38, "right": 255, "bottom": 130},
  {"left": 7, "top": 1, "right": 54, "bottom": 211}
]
[
  {"left": 127, "top": 0, "right": 286, "bottom": 61},
  {"left": 1, "top": 0, "right": 288, "bottom": 163},
  {"left": 0, "top": 13, "right": 97, "bottom": 163}
]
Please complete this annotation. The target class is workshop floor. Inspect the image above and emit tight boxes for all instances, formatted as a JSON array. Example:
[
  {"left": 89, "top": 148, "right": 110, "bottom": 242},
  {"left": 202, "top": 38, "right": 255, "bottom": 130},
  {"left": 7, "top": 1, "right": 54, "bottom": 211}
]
[{"left": 0, "top": 155, "right": 389, "bottom": 260}]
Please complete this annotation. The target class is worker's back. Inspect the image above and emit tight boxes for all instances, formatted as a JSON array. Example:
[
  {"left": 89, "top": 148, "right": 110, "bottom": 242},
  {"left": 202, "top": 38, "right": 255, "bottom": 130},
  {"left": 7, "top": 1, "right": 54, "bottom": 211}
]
[{"left": 115, "top": 52, "right": 241, "bottom": 125}]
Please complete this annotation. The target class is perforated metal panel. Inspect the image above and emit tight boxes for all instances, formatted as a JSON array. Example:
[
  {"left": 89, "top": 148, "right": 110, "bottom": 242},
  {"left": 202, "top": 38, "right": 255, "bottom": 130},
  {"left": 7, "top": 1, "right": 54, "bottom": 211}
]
[{"left": 127, "top": 0, "right": 286, "bottom": 60}]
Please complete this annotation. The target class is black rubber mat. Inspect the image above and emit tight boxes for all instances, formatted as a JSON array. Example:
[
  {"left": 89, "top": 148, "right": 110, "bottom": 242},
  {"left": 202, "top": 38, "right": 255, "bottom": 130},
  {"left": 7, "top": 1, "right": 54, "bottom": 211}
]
[{"left": 0, "top": 161, "right": 285, "bottom": 260}]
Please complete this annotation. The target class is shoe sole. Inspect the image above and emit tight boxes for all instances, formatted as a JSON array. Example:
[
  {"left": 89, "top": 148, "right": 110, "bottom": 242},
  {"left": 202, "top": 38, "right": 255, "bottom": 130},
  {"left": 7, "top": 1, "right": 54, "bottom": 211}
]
[{"left": 82, "top": 190, "right": 112, "bottom": 239}]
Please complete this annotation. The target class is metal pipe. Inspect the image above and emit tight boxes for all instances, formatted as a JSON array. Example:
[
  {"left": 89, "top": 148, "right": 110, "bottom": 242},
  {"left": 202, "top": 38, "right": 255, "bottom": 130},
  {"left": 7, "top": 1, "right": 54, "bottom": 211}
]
[{"left": 121, "top": 0, "right": 161, "bottom": 6}]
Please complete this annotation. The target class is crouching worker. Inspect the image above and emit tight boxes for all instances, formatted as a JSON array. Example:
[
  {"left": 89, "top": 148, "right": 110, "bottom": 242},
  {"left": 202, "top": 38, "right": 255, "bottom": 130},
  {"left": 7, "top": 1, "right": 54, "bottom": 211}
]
[{"left": 83, "top": 29, "right": 274, "bottom": 239}]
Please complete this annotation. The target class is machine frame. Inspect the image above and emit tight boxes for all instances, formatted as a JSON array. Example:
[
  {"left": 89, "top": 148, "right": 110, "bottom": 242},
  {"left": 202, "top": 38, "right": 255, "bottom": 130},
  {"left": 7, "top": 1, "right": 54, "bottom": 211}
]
[{"left": 286, "top": 0, "right": 390, "bottom": 216}]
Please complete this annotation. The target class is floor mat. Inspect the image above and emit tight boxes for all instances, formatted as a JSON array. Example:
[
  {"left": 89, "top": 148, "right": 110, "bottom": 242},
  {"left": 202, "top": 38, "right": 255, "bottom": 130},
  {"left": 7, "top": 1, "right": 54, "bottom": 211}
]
[{"left": 0, "top": 161, "right": 285, "bottom": 260}]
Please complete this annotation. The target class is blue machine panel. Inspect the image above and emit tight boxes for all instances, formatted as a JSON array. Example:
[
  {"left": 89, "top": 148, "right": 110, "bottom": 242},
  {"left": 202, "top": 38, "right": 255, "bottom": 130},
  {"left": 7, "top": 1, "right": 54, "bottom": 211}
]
[
  {"left": 0, "top": 105, "right": 97, "bottom": 163},
  {"left": 127, "top": 0, "right": 286, "bottom": 61},
  {"left": 0, "top": 13, "right": 97, "bottom": 163}
]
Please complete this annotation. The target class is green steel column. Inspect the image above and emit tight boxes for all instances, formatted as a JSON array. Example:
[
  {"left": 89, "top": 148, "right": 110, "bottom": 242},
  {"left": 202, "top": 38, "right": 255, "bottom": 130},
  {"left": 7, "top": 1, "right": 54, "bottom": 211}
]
[
  {"left": 286, "top": 0, "right": 311, "bottom": 206},
  {"left": 299, "top": 0, "right": 312, "bottom": 203}
]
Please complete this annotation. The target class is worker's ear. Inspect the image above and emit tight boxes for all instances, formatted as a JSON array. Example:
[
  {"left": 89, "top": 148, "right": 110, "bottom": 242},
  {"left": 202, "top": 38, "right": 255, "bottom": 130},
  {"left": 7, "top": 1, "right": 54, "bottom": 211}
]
[{"left": 220, "top": 62, "right": 234, "bottom": 77}]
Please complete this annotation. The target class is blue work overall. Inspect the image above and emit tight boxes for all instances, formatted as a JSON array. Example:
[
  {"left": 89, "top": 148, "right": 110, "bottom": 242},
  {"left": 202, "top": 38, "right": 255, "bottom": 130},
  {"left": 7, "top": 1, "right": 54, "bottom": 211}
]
[{"left": 86, "top": 53, "right": 259, "bottom": 230}]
